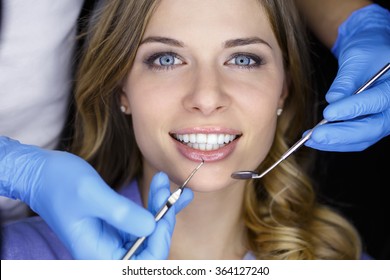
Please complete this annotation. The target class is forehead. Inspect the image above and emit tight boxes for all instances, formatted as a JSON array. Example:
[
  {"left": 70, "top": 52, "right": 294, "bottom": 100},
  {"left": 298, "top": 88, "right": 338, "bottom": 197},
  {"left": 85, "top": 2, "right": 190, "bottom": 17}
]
[{"left": 144, "top": 0, "right": 276, "bottom": 46}]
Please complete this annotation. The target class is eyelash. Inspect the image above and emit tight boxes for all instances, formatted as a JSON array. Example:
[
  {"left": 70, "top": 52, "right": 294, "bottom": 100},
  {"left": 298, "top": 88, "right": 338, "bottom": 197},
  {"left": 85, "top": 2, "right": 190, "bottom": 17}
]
[
  {"left": 144, "top": 52, "right": 184, "bottom": 71},
  {"left": 225, "top": 53, "right": 264, "bottom": 69},
  {"left": 143, "top": 52, "right": 264, "bottom": 71}
]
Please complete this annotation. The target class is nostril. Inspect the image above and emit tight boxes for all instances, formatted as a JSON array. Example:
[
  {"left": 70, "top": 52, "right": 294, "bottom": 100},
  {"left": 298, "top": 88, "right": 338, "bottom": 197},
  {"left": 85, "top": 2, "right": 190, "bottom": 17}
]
[
  {"left": 188, "top": 103, "right": 227, "bottom": 115},
  {"left": 183, "top": 84, "right": 230, "bottom": 115}
]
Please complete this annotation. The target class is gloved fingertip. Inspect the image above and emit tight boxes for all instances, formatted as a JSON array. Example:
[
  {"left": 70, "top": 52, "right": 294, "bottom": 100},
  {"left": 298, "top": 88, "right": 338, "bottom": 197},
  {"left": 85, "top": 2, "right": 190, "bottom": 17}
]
[
  {"left": 149, "top": 172, "right": 171, "bottom": 212},
  {"left": 304, "top": 139, "right": 314, "bottom": 148},
  {"left": 151, "top": 172, "right": 170, "bottom": 189},
  {"left": 151, "top": 188, "right": 171, "bottom": 213},
  {"left": 140, "top": 211, "right": 157, "bottom": 235},
  {"left": 309, "top": 128, "right": 330, "bottom": 145},
  {"left": 325, "top": 91, "right": 346, "bottom": 103},
  {"left": 323, "top": 106, "right": 338, "bottom": 122},
  {"left": 302, "top": 129, "right": 310, "bottom": 138},
  {"left": 182, "top": 188, "right": 194, "bottom": 203},
  {"left": 107, "top": 196, "right": 156, "bottom": 236},
  {"left": 325, "top": 67, "right": 361, "bottom": 103},
  {"left": 174, "top": 188, "right": 194, "bottom": 213},
  {"left": 149, "top": 172, "right": 170, "bottom": 200}
]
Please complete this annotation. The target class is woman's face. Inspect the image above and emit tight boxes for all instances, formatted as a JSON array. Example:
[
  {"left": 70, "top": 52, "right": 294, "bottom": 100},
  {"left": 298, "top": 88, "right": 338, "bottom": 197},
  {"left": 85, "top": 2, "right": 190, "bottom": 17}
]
[{"left": 122, "top": 0, "right": 287, "bottom": 191}]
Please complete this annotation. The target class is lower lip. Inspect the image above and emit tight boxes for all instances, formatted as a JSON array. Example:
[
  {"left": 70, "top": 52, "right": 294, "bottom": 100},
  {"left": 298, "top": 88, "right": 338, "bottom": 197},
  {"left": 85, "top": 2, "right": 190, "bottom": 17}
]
[{"left": 173, "top": 138, "right": 239, "bottom": 162}]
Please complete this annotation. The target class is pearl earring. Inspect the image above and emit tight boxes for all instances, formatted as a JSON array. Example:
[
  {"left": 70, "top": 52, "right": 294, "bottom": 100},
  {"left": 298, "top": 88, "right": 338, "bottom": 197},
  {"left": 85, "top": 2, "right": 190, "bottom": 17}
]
[
  {"left": 277, "top": 108, "right": 283, "bottom": 116},
  {"left": 120, "top": 105, "right": 127, "bottom": 113}
]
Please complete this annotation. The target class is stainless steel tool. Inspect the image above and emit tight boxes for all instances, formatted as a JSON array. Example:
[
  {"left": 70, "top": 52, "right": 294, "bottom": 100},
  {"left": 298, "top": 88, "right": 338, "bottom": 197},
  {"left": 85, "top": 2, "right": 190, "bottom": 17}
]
[
  {"left": 122, "top": 159, "right": 204, "bottom": 260},
  {"left": 231, "top": 63, "right": 390, "bottom": 180}
]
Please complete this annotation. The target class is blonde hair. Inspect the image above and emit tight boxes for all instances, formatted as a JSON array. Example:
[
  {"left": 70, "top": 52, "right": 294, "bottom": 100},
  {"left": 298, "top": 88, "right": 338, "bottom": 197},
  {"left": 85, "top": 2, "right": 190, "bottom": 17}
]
[
  {"left": 244, "top": 0, "right": 361, "bottom": 259},
  {"left": 73, "top": 0, "right": 159, "bottom": 185},
  {"left": 72, "top": 0, "right": 361, "bottom": 259}
]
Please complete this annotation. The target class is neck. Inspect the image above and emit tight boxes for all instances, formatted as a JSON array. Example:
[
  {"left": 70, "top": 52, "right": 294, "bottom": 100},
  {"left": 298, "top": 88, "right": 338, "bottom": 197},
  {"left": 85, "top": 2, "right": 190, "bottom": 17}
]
[{"left": 169, "top": 185, "right": 247, "bottom": 260}]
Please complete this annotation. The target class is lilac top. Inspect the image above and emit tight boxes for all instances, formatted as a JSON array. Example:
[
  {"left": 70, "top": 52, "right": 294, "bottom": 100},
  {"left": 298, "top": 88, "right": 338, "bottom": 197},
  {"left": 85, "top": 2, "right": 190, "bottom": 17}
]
[{"left": 0, "top": 181, "right": 371, "bottom": 260}]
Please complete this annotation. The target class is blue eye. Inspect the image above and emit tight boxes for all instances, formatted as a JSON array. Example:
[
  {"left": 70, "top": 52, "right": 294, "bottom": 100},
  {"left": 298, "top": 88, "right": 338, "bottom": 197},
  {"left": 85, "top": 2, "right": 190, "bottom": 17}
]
[
  {"left": 234, "top": 55, "right": 252, "bottom": 66},
  {"left": 157, "top": 54, "right": 177, "bottom": 66},
  {"left": 145, "top": 52, "right": 184, "bottom": 70},
  {"left": 226, "top": 53, "right": 262, "bottom": 68}
]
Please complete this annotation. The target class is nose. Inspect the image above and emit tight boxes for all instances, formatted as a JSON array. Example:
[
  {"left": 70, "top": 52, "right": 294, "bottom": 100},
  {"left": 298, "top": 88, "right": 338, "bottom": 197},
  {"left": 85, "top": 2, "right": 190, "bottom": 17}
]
[{"left": 183, "top": 65, "right": 230, "bottom": 115}]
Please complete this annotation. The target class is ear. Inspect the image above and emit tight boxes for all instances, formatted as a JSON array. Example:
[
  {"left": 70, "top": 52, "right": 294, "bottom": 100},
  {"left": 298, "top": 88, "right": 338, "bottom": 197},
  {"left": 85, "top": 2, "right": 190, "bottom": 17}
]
[
  {"left": 120, "top": 90, "right": 131, "bottom": 115},
  {"left": 278, "top": 74, "right": 290, "bottom": 108}
]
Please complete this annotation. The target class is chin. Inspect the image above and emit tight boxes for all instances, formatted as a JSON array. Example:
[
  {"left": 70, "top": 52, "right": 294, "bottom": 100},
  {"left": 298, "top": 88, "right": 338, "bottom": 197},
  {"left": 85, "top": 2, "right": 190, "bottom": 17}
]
[{"left": 184, "top": 176, "right": 243, "bottom": 193}]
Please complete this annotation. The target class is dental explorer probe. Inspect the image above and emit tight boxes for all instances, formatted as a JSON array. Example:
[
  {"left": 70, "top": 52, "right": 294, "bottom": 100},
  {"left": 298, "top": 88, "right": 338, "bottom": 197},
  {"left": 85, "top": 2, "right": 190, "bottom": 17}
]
[
  {"left": 231, "top": 62, "right": 390, "bottom": 180},
  {"left": 122, "top": 159, "right": 204, "bottom": 260}
]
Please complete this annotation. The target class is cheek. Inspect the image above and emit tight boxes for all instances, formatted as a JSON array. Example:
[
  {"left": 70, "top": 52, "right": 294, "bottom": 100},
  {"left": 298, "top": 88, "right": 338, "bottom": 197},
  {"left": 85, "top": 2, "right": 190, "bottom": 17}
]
[
  {"left": 127, "top": 69, "right": 186, "bottom": 113},
  {"left": 130, "top": 107, "right": 155, "bottom": 157},
  {"left": 124, "top": 76, "right": 179, "bottom": 166},
  {"left": 123, "top": 79, "right": 159, "bottom": 152},
  {"left": 229, "top": 74, "right": 283, "bottom": 167},
  {"left": 229, "top": 73, "right": 284, "bottom": 123},
  {"left": 246, "top": 110, "right": 277, "bottom": 163}
]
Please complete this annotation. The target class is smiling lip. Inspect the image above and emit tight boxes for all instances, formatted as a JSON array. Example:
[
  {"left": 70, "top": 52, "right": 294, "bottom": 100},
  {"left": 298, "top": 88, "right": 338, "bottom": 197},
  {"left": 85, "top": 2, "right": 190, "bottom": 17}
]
[{"left": 170, "top": 128, "right": 242, "bottom": 162}]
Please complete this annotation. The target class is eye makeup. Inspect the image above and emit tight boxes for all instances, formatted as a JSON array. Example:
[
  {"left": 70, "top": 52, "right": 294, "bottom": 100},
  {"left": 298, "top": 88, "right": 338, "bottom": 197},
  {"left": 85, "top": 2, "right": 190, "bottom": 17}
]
[
  {"left": 225, "top": 52, "right": 265, "bottom": 69},
  {"left": 143, "top": 51, "right": 185, "bottom": 71}
]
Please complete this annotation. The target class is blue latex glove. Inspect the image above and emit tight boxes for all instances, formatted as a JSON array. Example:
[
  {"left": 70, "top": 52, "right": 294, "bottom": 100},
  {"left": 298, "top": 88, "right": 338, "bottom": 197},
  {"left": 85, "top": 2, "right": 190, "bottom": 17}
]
[
  {"left": 305, "top": 4, "right": 390, "bottom": 152},
  {"left": 130, "top": 172, "right": 193, "bottom": 259},
  {"left": 0, "top": 136, "right": 193, "bottom": 259}
]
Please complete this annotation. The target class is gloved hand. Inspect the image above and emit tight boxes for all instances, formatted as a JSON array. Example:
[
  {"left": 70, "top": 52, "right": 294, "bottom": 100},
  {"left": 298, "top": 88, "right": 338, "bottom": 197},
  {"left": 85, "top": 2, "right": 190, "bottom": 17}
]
[
  {"left": 0, "top": 136, "right": 193, "bottom": 259},
  {"left": 130, "top": 172, "right": 193, "bottom": 259},
  {"left": 305, "top": 4, "right": 390, "bottom": 152}
]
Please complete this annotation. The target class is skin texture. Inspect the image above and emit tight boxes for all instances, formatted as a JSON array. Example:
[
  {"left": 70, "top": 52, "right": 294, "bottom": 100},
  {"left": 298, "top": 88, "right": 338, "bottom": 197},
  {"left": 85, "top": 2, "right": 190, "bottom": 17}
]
[{"left": 120, "top": 0, "right": 288, "bottom": 259}]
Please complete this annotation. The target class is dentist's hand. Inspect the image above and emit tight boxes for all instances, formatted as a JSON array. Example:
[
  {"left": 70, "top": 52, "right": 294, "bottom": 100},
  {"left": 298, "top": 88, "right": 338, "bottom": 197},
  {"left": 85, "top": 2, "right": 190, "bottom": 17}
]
[
  {"left": 0, "top": 136, "right": 192, "bottom": 259},
  {"left": 305, "top": 4, "right": 390, "bottom": 152},
  {"left": 129, "top": 172, "right": 193, "bottom": 260}
]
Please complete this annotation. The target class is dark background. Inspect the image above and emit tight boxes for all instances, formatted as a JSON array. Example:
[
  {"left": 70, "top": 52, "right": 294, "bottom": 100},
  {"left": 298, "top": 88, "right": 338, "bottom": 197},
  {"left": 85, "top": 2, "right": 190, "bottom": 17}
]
[{"left": 308, "top": 0, "right": 390, "bottom": 260}]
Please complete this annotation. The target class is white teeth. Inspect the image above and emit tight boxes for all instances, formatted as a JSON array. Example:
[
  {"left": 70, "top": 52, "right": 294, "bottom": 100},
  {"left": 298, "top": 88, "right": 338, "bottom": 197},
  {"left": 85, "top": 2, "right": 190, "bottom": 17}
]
[
  {"left": 217, "top": 134, "right": 225, "bottom": 145},
  {"left": 207, "top": 134, "right": 218, "bottom": 144},
  {"left": 173, "top": 133, "right": 238, "bottom": 151},
  {"left": 197, "top": 134, "right": 207, "bottom": 144},
  {"left": 189, "top": 134, "right": 196, "bottom": 143}
]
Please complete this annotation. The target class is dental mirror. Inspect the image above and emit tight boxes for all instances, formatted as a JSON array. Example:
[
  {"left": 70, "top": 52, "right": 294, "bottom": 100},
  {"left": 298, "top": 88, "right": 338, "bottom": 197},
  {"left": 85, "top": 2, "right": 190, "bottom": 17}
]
[{"left": 231, "top": 63, "right": 390, "bottom": 180}]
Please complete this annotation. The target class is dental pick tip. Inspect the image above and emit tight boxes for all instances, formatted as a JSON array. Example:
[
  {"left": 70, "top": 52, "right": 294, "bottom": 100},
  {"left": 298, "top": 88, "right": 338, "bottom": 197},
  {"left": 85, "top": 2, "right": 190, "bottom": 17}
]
[{"left": 180, "top": 158, "right": 204, "bottom": 190}]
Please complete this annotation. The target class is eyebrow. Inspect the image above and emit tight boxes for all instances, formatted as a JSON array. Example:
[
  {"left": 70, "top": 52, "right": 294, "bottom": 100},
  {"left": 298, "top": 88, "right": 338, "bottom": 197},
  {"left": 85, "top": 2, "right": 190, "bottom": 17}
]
[
  {"left": 140, "top": 36, "right": 272, "bottom": 49},
  {"left": 140, "top": 36, "right": 184, "bottom": 47},
  {"left": 224, "top": 37, "right": 272, "bottom": 49}
]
